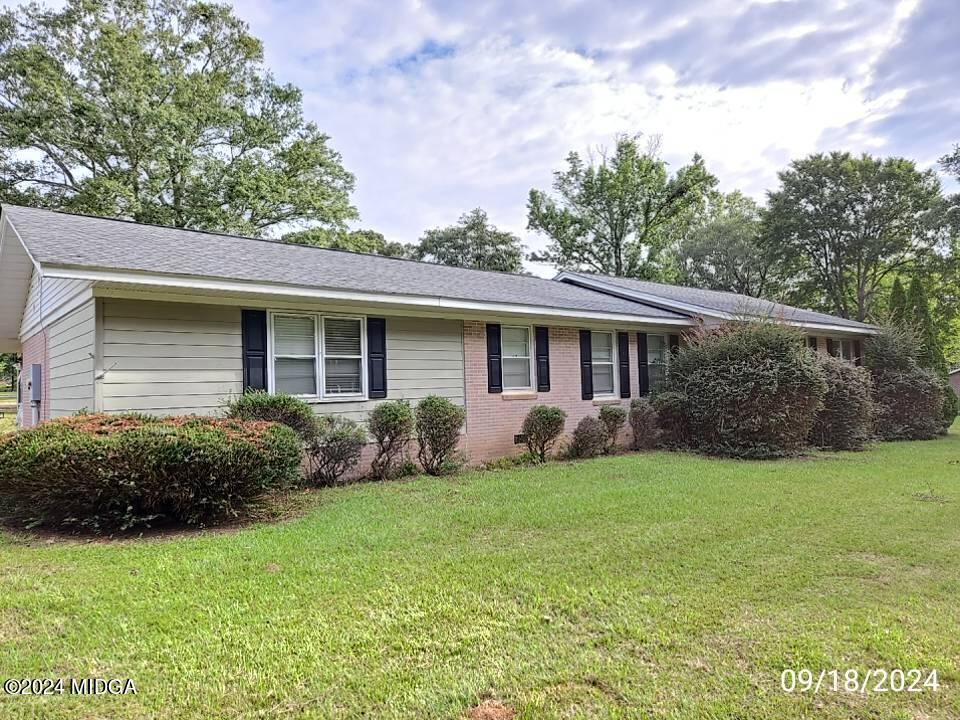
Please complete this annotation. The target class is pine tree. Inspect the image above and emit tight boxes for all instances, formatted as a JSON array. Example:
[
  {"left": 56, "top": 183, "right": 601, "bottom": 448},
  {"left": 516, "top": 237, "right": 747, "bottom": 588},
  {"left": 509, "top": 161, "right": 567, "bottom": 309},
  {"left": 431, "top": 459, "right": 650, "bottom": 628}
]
[
  {"left": 889, "top": 277, "right": 908, "bottom": 324},
  {"left": 907, "top": 278, "right": 947, "bottom": 374}
]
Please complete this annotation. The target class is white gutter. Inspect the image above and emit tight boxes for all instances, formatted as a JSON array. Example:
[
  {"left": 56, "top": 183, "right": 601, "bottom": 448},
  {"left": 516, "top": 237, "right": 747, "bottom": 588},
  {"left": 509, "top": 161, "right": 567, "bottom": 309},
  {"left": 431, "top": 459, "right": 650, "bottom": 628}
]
[
  {"left": 41, "top": 265, "right": 696, "bottom": 326},
  {"left": 555, "top": 272, "right": 877, "bottom": 335}
]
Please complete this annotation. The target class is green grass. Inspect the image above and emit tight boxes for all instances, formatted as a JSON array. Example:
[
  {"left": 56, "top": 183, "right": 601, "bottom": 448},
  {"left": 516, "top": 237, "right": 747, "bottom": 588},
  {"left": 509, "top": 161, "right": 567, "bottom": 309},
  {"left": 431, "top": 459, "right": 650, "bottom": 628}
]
[{"left": 2, "top": 433, "right": 960, "bottom": 719}]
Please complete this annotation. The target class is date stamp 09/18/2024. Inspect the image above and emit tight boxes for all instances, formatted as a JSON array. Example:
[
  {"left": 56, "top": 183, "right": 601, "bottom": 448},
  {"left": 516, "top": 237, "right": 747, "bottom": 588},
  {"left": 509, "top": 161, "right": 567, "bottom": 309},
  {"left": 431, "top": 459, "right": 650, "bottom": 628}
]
[{"left": 780, "top": 668, "right": 941, "bottom": 694}]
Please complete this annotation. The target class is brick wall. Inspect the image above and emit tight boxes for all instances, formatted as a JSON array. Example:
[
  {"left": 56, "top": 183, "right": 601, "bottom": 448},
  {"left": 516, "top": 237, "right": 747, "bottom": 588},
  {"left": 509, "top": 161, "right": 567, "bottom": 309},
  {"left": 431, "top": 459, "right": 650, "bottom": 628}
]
[
  {"left": 19, "top": 328, "right": 49, "bottom": 427},
  {"left": 463, "top": 321, "right": 641, "bottom": 462}
]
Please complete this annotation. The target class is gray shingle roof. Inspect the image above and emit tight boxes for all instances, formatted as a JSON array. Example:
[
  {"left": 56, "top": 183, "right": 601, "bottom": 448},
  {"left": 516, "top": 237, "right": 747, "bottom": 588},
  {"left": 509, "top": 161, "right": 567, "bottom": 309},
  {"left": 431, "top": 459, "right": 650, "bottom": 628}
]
[
  {"left": 559, "top": 272, "right": 875, "bottom": 331},
  {"left": 3, "top": 205, "right": 688, "bottom": 320}
]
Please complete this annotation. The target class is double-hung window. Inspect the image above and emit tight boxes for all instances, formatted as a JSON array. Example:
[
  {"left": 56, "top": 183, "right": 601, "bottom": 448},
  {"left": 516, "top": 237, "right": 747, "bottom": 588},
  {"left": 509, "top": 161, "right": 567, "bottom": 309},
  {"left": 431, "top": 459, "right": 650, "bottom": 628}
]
[
  {"left": 591, "top": 331, "right": 616, "bottom": 396},
  {"left": 270, "top": 312, "right": 365, "bottom": 399},
  {"left": 647, "top": 334, "right": 668, "bottom": 392},
  {"left": 831, "top": 338, "right": 855, "bottom": 362},
  {"left": 501, "top": 326, "right": 533, "bottom": 390}
]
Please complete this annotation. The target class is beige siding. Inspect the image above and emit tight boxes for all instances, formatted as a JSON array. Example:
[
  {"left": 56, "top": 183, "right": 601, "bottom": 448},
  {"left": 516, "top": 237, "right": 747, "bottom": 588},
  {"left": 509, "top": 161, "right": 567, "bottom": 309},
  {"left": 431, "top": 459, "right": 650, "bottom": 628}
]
[
  {"left": 20, "top": 271, "right": 92, "bottom": 337},
  {"left": 48, "top": 299, "right": 96, "bottom": 417},
  {"left": 98, "top": 300, "right": 464, "bottom": 421},
  {"left": 100, "top": 299, "right": 243, "bottom": 415}
]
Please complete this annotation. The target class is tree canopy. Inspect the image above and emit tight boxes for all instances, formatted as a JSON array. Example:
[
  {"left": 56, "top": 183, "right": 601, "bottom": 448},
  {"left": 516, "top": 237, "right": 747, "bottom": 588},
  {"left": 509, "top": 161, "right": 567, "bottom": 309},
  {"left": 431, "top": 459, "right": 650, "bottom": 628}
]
[
  {"left": 0, "top": 0, "right": 357, "bottom": 236},
  {"left": 281, "top": 228, "right": 411, "bottom": 257},
  {"left": 527, "top": 134, "right": 717, "bottom": 278},
  {"left": 762, "top": 152, "right": 946, "bottom": 322},
  {"left": 414, "top": 208, "right": 524, "bottom": 272}
]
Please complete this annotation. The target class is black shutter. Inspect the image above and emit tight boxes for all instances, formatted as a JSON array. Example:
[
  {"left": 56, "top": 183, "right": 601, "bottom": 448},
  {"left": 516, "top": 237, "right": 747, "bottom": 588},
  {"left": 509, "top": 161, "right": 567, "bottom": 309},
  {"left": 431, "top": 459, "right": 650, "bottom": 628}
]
[
  {"left": 669, "top": 334, "right": 681, "bottom": 354},
  {"left": 486, "top": 324, "right": 502, "bottom": 393},
  {"left": 535, "top": 326, "right": 550, "bottom": 392},
  {"left": 367, "top": 317, "right": 387, "bottom": 398},
  {"left": 579, "top": 329, "right": 593, "bottom": 400},
  {"left": 825, "top": 338, "right": 835, "bottom": 356},
  {"left": 241, "top": 309, "right": 267, "bottom": 392},
  {"left": 808, "top": 336, "right": 818, "bottom": 350},
  {"left": 617, "top": 331, "right": 631, "bottom": 398},
  {"left": 637, "top": 332, "right": 650, "bottom": 396},
  {"left": 853, "top": 339, "right": 863, "bottom": 366}
]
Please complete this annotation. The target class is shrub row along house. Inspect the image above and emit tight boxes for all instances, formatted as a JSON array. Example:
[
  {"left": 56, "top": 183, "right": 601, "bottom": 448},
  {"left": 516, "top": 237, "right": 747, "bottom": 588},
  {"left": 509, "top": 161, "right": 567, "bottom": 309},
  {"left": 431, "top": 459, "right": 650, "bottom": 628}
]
[{"left": 0, "top": 204, "right": 875, "bottom": 464}]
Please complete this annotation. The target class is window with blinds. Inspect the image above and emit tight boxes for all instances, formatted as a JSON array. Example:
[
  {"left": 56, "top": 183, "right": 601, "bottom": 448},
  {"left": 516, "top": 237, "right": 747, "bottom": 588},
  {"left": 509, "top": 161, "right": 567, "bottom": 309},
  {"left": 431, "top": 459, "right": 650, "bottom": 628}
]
[
  {"left": 270, "top": 313, "right": 365, "bottom": 399},
  {"left": 501, "top": 326, "right": 532, "bottom": 390},
  {"left": 647, "top": 334, "right": 667, "bottom": 392},
  {"left": 591, "top": 331, "right": 615, "bottom": 395}
]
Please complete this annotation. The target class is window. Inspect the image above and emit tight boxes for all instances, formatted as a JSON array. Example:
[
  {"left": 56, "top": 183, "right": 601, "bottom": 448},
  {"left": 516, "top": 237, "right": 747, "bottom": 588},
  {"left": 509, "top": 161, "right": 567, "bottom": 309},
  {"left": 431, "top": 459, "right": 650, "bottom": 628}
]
[
  {"left": 831, "top": 338, "right": 855, "bottom": 361},
  {"left": 591, "top": 331, "right": 616, "bottom": 396},
  {"left": 647, "top": 334, "right": 668, "bottom": 391},
  {"left": 501, "top": 326, "right": 533, "bottom": 390},
  {"left": 269, "top": 312, "right": 365, "bottom": 399},
  {"left": 273, "top": 314, "right": 318, "bottom": 396}
]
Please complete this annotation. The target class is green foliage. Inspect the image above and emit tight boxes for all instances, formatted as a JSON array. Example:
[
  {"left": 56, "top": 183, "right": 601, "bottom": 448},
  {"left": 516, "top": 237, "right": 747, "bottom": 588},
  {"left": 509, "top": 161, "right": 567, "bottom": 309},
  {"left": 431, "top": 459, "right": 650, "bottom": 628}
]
[
  {"left": 0, "top": 352, "right": 17, "bottom": 391},
  {"left": 651, "top": 391, "right": 691, "bottom": 448},
  {"left": 281, "top": 227, "right": 412, "bottom": 257},
  {"left": 809, "top": 353, "right": 875, "bottom": 451},
  {"left": 567, "top": 415, "right": 608, "bottom": 459},
  {"left": 520, "top": 405, "right": 567, "bottom": 462},
  {"left": 224, "top": 391, "right": 317, "bottom": 441},
  {"left": 528, "top": 133, "right": 717, "bottom": 278},
  {"left": 863, "top": 322, "right": 919, "bottom": 372},
  {"left": 675, "top": 191, "right": 780, "bottom": 297},
  {"left": 414, "top": 395, "right": 465, "bottom": 475},
  {"left": 368, "top": 400, "right": 414, "bottom": 480},
  {"left": 0, "top": 0, "right": 356, "bottom": 235},
  {"left": 665, "top": 322, "right": 827, "bottom": 458},
  {"left": 628, "top": 398, "right": 660, "bottom": 450},
  {"left": 888, "top": 278, "right": 908, "bottom": 324},
  {"left": 940, "top": 385, "right": 958, "bottom": 435},
  {"left": 415, "top": 208, "right": 524, "bottom": 272},
  {"left": 907, "top": 277, "right": 947, "bottom": 373},
  {"left": 598, "top": 404, "right": 627, "bottom": 453},
  {"left": 0, "top": 413, "right": 302, "bottom": 531},
  {"left": 762, "top": 152, "right": 946, "bottom": 321},
  {"left": 307, "top": 416, "right": 367, "bottom": 485}
]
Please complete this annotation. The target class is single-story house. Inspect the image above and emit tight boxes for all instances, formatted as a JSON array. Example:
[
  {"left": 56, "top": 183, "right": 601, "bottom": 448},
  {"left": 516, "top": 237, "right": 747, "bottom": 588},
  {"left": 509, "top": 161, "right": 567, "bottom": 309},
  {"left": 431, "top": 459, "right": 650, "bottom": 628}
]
[{"left": 0, "top": 204, "right": 876, "bottom": 461}]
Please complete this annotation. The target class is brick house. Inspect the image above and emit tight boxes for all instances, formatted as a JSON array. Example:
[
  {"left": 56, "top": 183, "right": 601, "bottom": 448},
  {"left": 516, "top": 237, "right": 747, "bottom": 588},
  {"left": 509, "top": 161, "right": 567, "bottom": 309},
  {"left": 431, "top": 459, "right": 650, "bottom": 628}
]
[{"left": 0, "top": 205, "right": 875, "bottom": 463}]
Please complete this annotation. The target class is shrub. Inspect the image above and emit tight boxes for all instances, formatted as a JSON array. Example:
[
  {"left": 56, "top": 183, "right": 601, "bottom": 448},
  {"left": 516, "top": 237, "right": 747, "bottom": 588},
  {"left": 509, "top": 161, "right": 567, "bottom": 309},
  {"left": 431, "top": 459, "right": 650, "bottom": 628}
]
[
  {"left": 664, "top": 322, "right": 827, "bottom": 458},
  {"left": 809, "top": 353, "right": 875, "bottom": 451},
  {"left": 567, "top": 415, "right": 607, "bottom": 459},
  {"left": 0, "top": 414, "right": 302, "bottom": 532},
  {"left": 651, "top": 391, "right": 690, "bottom": 448},
  {"left": 368, "top": 400, "right": 414, "bottom": 480},
  {"left": 414, "top": 395, "right": 465, "bottom": 475},
  {"left": 866, "top": 324, "right": 945, "bottom": 441},
  {"left": 598, "top": 404, "right": 627, "bottom": 453},
  {"left": 521, "top": 405, "right": 567, "bottom": 462},
  {"left": 307, "top": 416, "right": 367, "bottom": 485},
  {"left": 941, "top": 385, "right": 958, "bottom": 434},
  {"left": 628, "top": 398, "right": 660, "bottom": 450},
  {"left": 224, "top": 391, "right": 317, "bottom": 441}
]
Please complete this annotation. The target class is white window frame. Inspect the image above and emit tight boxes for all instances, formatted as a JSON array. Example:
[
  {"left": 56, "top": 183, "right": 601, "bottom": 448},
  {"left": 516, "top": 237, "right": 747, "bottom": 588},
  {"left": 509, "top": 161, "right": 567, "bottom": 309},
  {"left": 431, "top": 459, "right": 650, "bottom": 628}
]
[
  {"left": 830, "top": 337, "right": 855, "bottom": 362},
  {"left": 267, "top": 311, "right": 367, "bottom": 402},
  {"left": 501, "top": 325, "right": 535, "bottom": 391},
  {"left": 590, "top": 330, "right": 618, "bottom": 398},
  {"left": 647, "top": 333, "right": 669, "bottom": 392}
]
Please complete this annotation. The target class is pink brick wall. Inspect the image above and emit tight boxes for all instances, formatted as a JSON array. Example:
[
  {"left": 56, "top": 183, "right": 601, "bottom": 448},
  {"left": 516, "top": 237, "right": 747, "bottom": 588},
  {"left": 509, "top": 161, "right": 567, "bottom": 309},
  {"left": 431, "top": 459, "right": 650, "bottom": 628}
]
[
  {"left": 463, "top": 321, "right": 642, "bottom": 463},
  {"left": 19, "top": 328, "right": 49, "bottom": 427}
]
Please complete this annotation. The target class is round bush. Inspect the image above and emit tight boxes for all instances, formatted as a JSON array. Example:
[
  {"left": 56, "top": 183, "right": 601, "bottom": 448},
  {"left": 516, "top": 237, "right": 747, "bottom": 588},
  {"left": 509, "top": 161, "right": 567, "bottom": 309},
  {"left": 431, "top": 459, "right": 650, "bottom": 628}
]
[
  {"left": 809, "top": 353, "right": 875, "bottom": 451},
  {"left": 0, "top": 414, "right": 302, "bottom": 532},
  {"left": 666, "top": 322, "right": 827, "bottom": 458},
  {"left": 521, "top": 405, "right": 567, "bottom": 462},
  {"left": 567, "top": 415, "right": 607, "bottom": 459},
  {"left": 224, "top": 391, "right": 317, "bottom": 441},
  {"left": 368, "top": 400, "right": 415, "bottom": 480},
  {"left": 307, "top": 416, "right": 367, "bottom": 485},
  {"left": 651, "top": 391, "right": 690, "bottom": 448},
  {"left": 941, "top": 385, "right": 959, "bottom": 435},
  {"left": 598, "top": 405, "right": 627, "bottom": 453},
  {"left": 871, "top": 367, "right": 943, "bottom": 440},
  {"left": 414, "top": 395, "right": 465, "bottom": 475},
  {"left": 628, "top": 398, "right": 660, "bottom": 450}
]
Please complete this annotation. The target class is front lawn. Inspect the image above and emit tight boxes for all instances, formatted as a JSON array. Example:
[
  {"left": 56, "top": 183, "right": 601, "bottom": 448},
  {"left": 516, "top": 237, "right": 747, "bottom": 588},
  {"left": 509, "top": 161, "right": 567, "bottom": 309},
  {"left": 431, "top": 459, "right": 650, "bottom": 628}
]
[{"left": 1, "top": 432, "right": 959, "bottom": 719}]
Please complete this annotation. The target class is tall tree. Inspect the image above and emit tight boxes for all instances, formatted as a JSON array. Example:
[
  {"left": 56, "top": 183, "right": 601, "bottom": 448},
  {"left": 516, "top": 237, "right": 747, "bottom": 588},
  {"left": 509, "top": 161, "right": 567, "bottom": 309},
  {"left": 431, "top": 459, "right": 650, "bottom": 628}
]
[
  {"left": 674, "top": 191, "right": 781, "bottom": 297},
  {"left": 527, "top": 134, "right": 717, "bottom": 278},
  {"left": 0, "top": 0, "right": 357, "bottom": 236},
  {"left": 888, "top": 277, "right": 908, "bottom": 323},
  {"left": 0, "top": 352, "right": 17, "bottom": 391},
  {"left": 762, "top": 152, "right": 946, "bottom": 321},
  {"left": 281, "top": 228, "right": 412, "bottom": 257},
  {"left": 907, "top": 277, "right": 947, "bottom": 374},
  {"left": 415, "top": 208, "right": 524, "bottom": 272}
]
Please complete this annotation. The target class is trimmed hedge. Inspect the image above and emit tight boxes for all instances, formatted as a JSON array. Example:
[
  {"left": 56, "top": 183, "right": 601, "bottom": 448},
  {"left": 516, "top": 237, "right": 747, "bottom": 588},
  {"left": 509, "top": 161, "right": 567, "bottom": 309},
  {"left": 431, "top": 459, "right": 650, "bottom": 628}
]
[
  {"left": 307, "top": 416, "right": 367, "bottom": 485},
  {"left": 628, "top": 398, "right": 660, "bottom": 450},
  {"left": 651, "top": 391, "right": 690, "bottom": 448},
  {"left": 415, "top": 395, "right": 465, "bottom": 475},
  {"left": 0, "top": 414, "right": 302, "bottom": 531},
  {"left": 567, "top": 416, "right": 607, "bottom": 459},
  {"left": 224, "top": 391, "right": 318, "bottom": 441},
  {"left": 809, "top": 353, "right": 875, "bottom": 451},
  {"left": 521, "top": 405, "right": 567, "bottom": 462},
  {"left": 664, "top": 323, "right": 827, "bottom": 458},
  {"left": 368, "top": 400, "right": 414, "bottom": 480},
  {"left": 941, "top": 385, "right": 959, "bottom": 435},
  {"left": 598, "top": 405, "right": 627, "bottom": 453}
]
